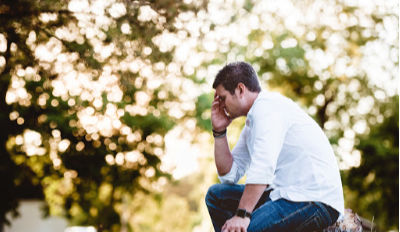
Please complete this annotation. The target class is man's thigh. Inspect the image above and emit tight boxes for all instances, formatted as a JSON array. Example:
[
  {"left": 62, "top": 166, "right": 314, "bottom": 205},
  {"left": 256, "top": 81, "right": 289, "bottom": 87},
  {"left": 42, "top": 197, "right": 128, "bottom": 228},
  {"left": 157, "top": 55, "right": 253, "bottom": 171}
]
[
  {"left": 248, "top": 199, "right": 334, "bottom": 232},
  {"left": 206, "top": 184, "right": 272, "bottom": 212}
]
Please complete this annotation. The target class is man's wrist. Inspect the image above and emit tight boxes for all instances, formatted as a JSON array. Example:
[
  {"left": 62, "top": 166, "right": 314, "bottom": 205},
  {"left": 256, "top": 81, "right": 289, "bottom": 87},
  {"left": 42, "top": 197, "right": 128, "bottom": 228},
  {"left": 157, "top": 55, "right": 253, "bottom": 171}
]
[
  {"left": 235, "top": 208, "right": 252, "bottom": 219},
  {"left": 212, "top": 128, "right": 227, "bottom": 138}
]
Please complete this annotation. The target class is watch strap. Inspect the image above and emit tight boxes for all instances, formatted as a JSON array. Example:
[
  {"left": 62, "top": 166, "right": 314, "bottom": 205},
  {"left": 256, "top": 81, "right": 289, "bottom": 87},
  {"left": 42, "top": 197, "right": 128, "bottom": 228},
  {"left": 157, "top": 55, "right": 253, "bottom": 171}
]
[{"left": 212, "top": 128, "right": 227, "bottom": 138}]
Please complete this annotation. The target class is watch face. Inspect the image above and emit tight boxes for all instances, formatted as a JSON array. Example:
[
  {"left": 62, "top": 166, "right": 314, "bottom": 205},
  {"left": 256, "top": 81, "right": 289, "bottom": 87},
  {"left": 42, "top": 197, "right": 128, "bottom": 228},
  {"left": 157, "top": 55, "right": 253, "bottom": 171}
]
[{"left": 236, "top": 209, "right": 246, "bottom": 218}]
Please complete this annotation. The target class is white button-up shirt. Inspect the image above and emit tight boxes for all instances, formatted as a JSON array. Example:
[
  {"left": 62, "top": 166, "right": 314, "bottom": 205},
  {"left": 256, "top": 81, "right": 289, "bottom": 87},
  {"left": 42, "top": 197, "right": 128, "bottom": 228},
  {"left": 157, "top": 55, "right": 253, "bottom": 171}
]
[{"left": 218, "top": 91, "right": 345, "bottom": 217}]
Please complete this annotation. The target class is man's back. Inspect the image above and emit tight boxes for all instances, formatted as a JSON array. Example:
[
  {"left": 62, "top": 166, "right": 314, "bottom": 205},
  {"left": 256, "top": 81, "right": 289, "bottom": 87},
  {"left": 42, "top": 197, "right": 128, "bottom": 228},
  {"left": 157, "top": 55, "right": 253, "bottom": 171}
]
[{"left": 248, "top": 92, "right": 345, "bottom": 216}]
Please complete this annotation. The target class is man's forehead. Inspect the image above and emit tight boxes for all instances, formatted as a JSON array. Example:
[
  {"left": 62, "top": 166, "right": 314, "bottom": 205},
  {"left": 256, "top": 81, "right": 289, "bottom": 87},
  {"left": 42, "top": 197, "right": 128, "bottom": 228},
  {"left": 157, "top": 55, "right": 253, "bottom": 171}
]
[{"left": 215, "top": 85, "right": 228, "bottom": 95}]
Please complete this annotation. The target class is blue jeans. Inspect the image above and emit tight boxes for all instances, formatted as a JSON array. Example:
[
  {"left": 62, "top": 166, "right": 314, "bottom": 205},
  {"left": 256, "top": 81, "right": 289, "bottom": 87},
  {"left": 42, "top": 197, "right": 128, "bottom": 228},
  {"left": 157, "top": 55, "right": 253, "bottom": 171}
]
[{"left": 205, "top": 184, "right": 339, "bottom": 232}]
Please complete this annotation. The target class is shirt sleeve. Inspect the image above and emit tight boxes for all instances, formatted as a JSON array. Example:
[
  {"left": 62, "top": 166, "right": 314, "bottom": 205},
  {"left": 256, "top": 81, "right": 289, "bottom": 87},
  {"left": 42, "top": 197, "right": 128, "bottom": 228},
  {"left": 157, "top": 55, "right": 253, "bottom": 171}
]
[
  {"left": 218, "top": 126, "right": 251, "bottom": 184},
  {"left": 245, "top": 99, "right": 289, "bottom": 185}
]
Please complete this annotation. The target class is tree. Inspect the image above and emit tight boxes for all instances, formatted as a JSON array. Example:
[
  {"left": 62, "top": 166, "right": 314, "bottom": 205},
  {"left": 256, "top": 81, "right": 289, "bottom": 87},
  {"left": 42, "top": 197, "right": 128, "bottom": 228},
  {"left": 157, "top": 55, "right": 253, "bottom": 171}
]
[{"left": 0, "top": 0, "right": 205, "bottom": 231}]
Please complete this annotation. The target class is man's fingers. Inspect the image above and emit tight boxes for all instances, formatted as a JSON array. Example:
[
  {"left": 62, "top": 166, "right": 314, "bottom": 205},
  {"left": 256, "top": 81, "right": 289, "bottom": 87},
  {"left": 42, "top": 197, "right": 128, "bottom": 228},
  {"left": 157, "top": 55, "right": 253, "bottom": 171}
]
[
  {"left": 219, "top": 102, "right": 226, "bottom": 114},
  {"left": 222, "top": 224, "right": 240, "bottom": 232},
  {"left": 212, "top": 101, "right": 220, "bottom": 111},
  {"left": 221, "top": 223, "right": 227, "bottom": 231}
]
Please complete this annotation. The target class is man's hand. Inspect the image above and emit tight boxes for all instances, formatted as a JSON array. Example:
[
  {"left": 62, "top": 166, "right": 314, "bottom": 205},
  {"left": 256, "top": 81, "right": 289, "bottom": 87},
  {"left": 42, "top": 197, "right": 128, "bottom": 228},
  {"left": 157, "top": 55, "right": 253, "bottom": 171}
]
[
  {"left": 222, "top": 216, "right": 250, "bottom": 232},
  {"left": 211, "top": 93, "right": 232, "bottom": 131}
]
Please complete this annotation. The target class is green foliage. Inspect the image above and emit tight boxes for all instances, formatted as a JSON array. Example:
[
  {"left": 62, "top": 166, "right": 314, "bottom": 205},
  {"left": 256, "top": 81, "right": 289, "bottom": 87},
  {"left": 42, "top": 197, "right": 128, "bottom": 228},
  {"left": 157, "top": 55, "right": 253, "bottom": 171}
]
[
  {"left": 342, "top": 95, "right": 399, "bottom": 230},
  {"left": 195, "top": 93, "right": 213, "bottom": 131},
  {"left": 0, "top": 0, "right": 205, "bottom": 230},
  {"left": 121, "top": 113, "right": 175, "bottom": 137}
]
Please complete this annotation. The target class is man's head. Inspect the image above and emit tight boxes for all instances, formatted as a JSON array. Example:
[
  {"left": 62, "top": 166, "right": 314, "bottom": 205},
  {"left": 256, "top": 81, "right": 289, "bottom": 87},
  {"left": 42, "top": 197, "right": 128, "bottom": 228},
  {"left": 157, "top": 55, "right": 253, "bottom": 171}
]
[
  {"left": 212, "top": 61, "right": 261, "bottom": 95},
  {"left": 212, "top": 62, "right": 261, "bottom": 118}
]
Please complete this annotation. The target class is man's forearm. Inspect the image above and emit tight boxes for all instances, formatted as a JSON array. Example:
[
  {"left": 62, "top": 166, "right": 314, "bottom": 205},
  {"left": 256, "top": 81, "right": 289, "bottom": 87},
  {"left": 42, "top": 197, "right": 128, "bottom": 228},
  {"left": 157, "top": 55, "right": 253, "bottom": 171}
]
[
  {"left": 238, "top": 184, "right": 268, "bottom": 213},
  {"left": 214, "top": 136, "right": 233, "bottom": 176}
]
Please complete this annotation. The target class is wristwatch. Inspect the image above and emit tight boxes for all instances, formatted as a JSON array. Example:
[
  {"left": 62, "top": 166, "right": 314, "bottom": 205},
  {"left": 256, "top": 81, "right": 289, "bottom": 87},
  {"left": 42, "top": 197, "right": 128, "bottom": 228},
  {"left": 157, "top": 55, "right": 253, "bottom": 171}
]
[{"left": 235, "top": 208, "right": 252, "bottom": 218}]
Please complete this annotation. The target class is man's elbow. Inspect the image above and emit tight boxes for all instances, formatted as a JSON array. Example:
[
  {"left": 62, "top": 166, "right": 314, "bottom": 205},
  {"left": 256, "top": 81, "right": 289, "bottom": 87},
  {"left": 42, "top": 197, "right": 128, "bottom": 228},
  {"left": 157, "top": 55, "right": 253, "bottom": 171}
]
[
  {"left": 217, "top": 169, "right": 229, "bottom": 176},
  {"left": 216, "top": 162, "right": 233, "bottom": 176}
]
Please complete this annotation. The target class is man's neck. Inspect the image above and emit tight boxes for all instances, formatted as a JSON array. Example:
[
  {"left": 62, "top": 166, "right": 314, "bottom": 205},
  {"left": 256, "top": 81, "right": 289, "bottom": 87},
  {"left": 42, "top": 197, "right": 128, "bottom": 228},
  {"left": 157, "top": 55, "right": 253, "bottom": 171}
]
[{"left": 244, "top": 91, "right": 260, "bottom": 115}]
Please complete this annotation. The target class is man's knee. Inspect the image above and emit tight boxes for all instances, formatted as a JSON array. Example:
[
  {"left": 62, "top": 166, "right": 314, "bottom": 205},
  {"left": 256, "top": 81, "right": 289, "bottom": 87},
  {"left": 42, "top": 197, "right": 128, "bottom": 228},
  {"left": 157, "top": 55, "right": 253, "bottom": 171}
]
[
  {"left": 205, "top": 183, "right": 222, "bottom": 205},
  {"left": 206, "top": 183, "right": 235, "bottom": 205}
]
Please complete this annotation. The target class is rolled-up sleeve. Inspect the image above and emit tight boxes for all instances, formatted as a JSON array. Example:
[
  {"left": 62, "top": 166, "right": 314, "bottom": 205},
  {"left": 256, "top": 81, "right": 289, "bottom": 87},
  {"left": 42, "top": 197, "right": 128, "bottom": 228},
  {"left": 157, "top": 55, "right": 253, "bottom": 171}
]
[
  {"left": 218, "top": 127, "right": 250, "bottom": 184},
  {"left": 245, "top": 100, "right": 288, "bottom": 185}
]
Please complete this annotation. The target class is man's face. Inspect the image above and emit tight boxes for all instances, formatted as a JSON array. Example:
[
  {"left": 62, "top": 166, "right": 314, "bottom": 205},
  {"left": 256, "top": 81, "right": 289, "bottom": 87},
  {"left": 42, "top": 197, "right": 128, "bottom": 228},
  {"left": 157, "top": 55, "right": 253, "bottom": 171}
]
[{"left": 215, "top": 84, "right": 242, "bottom": 119}]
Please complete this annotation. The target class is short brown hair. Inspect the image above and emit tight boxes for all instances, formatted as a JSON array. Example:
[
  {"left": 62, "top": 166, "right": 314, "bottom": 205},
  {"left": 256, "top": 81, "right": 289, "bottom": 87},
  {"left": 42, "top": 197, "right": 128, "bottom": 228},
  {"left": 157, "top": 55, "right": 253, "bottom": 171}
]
[{"left": 212, "top": 62, "right": 261, "bottom": 94}]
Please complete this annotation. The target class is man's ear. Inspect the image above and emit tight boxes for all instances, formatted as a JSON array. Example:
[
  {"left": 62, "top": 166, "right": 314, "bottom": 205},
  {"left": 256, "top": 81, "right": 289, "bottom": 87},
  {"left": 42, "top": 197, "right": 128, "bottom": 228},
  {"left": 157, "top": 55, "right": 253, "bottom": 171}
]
[{"left": 237, "top": 83, "right": 246, "bottom": 96}]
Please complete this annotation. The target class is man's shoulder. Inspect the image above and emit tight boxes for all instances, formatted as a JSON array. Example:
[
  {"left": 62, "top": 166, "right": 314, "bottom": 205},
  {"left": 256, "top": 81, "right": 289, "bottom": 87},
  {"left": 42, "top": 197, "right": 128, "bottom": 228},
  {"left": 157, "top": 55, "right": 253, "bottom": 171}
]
[
  {"left": 257, "top": 91, "right": 290, "bottom": 102},
  {"left": 251, "top": 91, "right": 292, "bottom": 111},
  {"left": 246, "top": 92, "right": 291, "bottom": 124}
]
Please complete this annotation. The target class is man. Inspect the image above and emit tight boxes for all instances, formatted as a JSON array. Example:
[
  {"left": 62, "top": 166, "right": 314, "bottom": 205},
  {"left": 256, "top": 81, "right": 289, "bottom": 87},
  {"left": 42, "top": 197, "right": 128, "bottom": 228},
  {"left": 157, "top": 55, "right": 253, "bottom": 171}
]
[{"left": 205, "top": 62, "right": 344, "bottom": 232}]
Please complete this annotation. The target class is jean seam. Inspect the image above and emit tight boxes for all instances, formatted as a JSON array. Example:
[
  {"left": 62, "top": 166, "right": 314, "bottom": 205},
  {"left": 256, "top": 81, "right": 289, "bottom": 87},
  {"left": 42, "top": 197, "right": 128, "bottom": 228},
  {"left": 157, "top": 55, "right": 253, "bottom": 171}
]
[
  {"left": 279, "top": 202, "right": 314, "bottom": 224},
  {"left": 295, "top": 213, "right": 319, "bottom": 232},
  {"left": 314, "top": 202, "right": 333, "bottom": 225}
]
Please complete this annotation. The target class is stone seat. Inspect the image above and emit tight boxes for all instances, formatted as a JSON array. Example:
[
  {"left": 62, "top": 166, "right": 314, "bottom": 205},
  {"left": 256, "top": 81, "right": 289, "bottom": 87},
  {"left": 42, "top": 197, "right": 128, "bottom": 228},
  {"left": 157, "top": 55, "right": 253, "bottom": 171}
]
[{"left": 322, "top": 209, "right": 377, "bottom": 232}]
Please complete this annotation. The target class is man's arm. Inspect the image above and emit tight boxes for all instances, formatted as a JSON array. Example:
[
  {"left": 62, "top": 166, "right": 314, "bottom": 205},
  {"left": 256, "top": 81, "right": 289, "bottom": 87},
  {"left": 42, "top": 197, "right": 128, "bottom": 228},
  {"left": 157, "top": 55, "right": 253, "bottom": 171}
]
[
  {"left": 214, "top": 135, "right": 233, "bottom": 176},
  {"left": 211, "top": 94, "right": 233, "bottom": 175},
  {"left": 221, "top": 184, "right": 267, "bottom": 232},
  {"left": 238, "top": 184, "right": 267, "bottom": 212}
]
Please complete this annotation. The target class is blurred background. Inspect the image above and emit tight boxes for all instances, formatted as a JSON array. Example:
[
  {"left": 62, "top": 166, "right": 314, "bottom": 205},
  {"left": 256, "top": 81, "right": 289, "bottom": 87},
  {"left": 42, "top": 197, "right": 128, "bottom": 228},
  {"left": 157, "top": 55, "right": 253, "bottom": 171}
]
[{"left": 0, "top": 0, "right": 398, "bottom": 231}]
